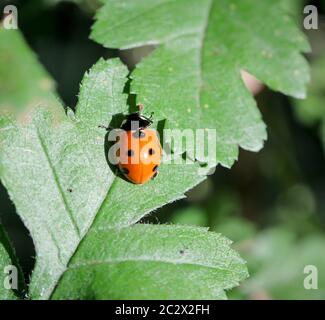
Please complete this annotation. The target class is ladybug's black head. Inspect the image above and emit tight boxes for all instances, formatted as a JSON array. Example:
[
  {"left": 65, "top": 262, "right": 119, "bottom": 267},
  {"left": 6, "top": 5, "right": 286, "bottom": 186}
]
[{"left": 121, "top": 112, "right": 153, "bottom": 131}]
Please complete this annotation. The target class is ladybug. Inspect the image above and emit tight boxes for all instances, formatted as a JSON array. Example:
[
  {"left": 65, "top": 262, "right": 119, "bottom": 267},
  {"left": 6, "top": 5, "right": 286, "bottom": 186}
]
[{"left": 116, "top": 105, "right": 162, "bottom": 184}]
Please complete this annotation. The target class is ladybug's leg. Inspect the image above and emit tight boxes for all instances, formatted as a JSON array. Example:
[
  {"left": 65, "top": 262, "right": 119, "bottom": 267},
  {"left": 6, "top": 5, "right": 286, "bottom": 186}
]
[
  {"left": 98, "top": 125, "right": 114, "bottom": 131},
  {"left": 151, "top": 170, "right": 159, "bottom": 180},
  {"left": 115, "top": 167, "right": 121, "bottom": 176},
  {"left": 119, "top": 167, "right": 130, "bottom": 176}
]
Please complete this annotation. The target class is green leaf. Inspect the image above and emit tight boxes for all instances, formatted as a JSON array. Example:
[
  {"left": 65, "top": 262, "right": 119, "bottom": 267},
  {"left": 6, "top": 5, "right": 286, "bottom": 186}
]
[
  {"left": 91, "top": 0, "right": 310, "bottom": 167},
  {"left": 0, "top": 224, "right": 24, "bottom": 299},
  {"left": 52, "top": 224, "right": 248, "bottom": 299},
  {"left": 1, "top": 58, "right": 122, "bottom": 299},
  {"left": 0, "top": 29, "right": 57, "bottom": 116},
  {"left": 294, "top": 56, "right": 325, "bottom": 151},
  {"left": 1, "top": 31, "right": 224, "bottom": 299},
  {"left": 240, "top": 228, "right": 325, "bottom": 299}
]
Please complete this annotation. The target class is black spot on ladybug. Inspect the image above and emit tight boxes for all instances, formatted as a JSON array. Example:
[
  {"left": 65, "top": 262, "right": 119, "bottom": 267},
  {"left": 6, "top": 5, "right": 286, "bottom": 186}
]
[
  {"left": 132, "top": 130, "right": 146, "bottom": 139},
  {"left": 148, "top": 148, "right": 155, "bottom": 155},
  {"left": 127, "top": 149, "right": 134, "bottom": 157},
  {"left": 120, "top": 167, "right": 129, "bottom": 175},
  {"left": 153, "top": 165, "right": 158, "bottom": 172}
]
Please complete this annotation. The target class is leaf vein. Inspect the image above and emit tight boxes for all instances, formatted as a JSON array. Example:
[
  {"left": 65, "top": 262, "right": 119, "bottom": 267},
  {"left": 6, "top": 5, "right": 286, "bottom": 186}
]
[{"left": 35, "top": 127, "right": 81, "bottom": 238}]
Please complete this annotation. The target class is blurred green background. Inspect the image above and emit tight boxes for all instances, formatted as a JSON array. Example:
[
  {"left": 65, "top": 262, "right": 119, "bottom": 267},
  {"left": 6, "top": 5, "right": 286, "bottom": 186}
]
[{"left": 0, "top": 0, "right": 325, "bottom": 299}]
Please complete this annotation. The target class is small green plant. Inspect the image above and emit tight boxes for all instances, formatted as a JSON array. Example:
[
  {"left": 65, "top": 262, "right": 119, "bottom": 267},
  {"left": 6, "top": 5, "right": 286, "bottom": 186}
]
[{"left": 0, "top": 0, "right": 310, "bottom": 300}]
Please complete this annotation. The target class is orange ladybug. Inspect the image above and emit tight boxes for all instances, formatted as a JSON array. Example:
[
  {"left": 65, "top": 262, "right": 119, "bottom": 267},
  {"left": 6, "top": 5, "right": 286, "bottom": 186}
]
[{"left": 117, "top": 106, "right": 162, "bottom": 184}]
